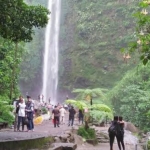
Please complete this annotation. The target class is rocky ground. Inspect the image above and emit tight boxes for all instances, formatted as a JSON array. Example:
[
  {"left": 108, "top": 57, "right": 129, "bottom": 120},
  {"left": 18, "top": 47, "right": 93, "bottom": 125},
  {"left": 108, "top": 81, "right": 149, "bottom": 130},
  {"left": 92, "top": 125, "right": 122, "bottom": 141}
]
[{"left": 0, "top": 114, "right": 144, "bottom": 150}]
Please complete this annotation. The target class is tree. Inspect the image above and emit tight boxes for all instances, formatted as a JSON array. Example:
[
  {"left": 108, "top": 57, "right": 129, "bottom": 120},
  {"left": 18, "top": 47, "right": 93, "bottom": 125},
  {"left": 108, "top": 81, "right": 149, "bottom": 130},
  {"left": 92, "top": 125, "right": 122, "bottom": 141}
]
[
  {"left": 108, "top": 64, "right": 150, "bottom": 130},
  {"left": 123, "top": 1, "right": 150, "bottom": 65},
  {"left": 65, "top": 99, "right": 113, "bottom": 129},
  {"left": 0, "top": 0, "right": 49, "bottom": 99},
  {"left": 72, "top": 88, "right": 108, "bottom": 104}
]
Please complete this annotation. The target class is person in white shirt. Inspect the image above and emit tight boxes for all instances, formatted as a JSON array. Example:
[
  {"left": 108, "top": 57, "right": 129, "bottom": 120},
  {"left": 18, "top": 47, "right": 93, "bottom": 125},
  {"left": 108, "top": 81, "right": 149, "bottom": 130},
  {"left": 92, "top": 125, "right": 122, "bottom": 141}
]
[
  {"left": 59, "top": 106, "right": 66, "bottom": 124},
  {"left": 17, "top": 97, "right": 26, "bottom": 131}
]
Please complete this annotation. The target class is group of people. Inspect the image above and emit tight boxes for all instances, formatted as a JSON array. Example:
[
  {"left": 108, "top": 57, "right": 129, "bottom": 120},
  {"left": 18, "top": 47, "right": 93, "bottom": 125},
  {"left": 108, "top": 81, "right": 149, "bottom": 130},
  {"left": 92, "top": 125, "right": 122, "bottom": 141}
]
[
  {"left": 14, "top": 96, "right": 125, "bottom": 150},
  {"left": 108, "top": 116, "right": 125, "bottom": 150},
  {"left": 14, "top": 96, "right": 34, "bottom": 132},
  {"left": 51, "top": 104, "right": 84, "bottom": 128}
]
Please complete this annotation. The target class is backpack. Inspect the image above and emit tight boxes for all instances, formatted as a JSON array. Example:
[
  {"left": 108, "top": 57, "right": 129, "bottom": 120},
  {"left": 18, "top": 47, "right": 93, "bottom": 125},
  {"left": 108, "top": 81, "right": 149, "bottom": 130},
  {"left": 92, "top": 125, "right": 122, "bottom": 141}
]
[{"left": 108, "top": 122, "right": 119, "bottom": 135}]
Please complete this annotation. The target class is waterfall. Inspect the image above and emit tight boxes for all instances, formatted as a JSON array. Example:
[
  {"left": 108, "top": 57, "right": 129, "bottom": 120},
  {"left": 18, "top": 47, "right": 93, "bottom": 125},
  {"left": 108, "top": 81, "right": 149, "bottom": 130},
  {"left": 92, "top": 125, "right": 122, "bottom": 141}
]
[{"left": 42, "top": 0, "right": 61, "bottom": 104}]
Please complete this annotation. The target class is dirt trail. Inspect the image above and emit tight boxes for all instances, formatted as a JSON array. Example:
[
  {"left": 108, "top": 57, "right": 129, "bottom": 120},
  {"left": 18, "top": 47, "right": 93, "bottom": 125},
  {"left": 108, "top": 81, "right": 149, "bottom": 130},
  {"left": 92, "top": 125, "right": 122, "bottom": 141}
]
[{"left": 0, "top": 117, "right": 142, "bottom": 150}]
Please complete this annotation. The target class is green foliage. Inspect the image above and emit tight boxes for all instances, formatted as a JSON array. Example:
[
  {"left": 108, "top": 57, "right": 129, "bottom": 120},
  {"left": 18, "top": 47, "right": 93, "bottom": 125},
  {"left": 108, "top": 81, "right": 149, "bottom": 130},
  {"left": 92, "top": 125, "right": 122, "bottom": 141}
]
[
  {"left": 65, "top": 97, "right": 113, "bottom": 123},
  {"left": 108, "top": 63, "right": 150, "bottom": 129},
  {"left": 65, "top": 99, "right": 88, "bottom": 110},
  {"left": 0, "top": 0, "right": 49, "bottom": 43},
  {"left": 72, "top": 88, "right": 108, "bottom": 102},
  {"left": 59, "top": 0, "right": 139, "bottom": 90},
  {"left": 0, "top": 95, "right": 14, "bottom": 124},
  {"left": 41, "top": 107, "right": 48, "bottom": 114},
  {"left": 0, "top": 38, "right": 23, "bottom": 96},
  {"left": 124, "top": 1, "right": 150, "bottom": 65},
  {"left": 0, "top": 0, "right": 49, "bottom": 99},
  {"left": 77, "top": 126, "right": 96, "bottom": 140}
]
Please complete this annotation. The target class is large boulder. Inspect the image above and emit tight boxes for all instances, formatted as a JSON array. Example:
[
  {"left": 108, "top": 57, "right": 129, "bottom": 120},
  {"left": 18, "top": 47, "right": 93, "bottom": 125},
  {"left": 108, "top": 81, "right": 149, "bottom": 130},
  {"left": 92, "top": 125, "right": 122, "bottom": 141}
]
[
  {"left": 124, "top": 122, "right": 139, "bottom": 133},
  {"left": 74, "top": 134, "right": 84, "bottom": 146},
  {"left": 52, "top": 143, "right": 77, "bottom": 150}
]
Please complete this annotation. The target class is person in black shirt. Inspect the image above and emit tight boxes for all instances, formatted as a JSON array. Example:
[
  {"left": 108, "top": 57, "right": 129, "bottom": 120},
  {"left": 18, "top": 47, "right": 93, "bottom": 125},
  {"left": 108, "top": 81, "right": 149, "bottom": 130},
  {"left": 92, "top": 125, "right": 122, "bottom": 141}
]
[
  {"left": 78, "top": 109, "right": 84, "bottom": 125},
  {"left": 108, "top": 116, "right": 119, "bottom": 150},
  {"left": 68, "top": 106, "right": 76, "bottom": 126},
  {"left": 117, "top": 116, "right": 125, "bottom": 150}
]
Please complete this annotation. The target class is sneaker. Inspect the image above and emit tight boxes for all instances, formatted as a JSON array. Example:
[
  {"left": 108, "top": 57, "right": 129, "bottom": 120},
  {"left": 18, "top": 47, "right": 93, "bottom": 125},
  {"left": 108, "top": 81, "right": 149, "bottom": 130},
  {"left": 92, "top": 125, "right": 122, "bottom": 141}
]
[
  {"left": 17, "top": 130, "right": 21, "bottom": 132},
  {"left": 26, "top": 130, "right": 31, "bottom": 132}
]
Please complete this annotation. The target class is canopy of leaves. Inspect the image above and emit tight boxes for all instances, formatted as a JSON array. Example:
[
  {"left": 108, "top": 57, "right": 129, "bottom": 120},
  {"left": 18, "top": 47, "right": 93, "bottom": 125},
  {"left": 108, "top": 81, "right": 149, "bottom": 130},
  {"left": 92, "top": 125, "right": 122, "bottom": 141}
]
[
  {"left": 108, "top": 63, "right": 150, "bottom": 130},
  {"left": 0, "top": 0, "right": 49, "bottom": 42},
  {"left": 124, "top": 1, "right": 150, "bottom": 65},
  {"left": 65, "top": 99, "right": 113, "bottom": 123},
  {"left": 65, "top": 99, "right": 88, "bottom": 110},
  {"left": 72, "top": 88, "right": 108, "bottom": 101}
]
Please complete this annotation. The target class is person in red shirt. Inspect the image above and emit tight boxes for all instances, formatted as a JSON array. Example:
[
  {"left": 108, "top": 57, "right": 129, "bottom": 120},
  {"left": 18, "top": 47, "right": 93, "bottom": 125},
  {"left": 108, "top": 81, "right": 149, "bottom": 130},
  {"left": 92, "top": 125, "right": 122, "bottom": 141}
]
[{"left": 52, "top": 106, "right": 60, "bottom": 127}]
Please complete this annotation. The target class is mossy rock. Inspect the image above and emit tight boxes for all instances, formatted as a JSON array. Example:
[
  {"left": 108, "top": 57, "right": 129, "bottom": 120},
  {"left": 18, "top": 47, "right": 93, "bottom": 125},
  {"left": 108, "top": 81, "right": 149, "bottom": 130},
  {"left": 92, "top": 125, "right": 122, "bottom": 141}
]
[{"left": 0, "top": 136, "right": 54, "bottom": 150}]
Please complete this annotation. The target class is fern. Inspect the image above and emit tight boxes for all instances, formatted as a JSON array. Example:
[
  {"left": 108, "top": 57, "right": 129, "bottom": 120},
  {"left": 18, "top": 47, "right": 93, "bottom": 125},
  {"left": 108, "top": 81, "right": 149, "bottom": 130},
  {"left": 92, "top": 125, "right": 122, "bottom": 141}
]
[{"left": 0, "top": 95, "right": 14, "bottom": 124}]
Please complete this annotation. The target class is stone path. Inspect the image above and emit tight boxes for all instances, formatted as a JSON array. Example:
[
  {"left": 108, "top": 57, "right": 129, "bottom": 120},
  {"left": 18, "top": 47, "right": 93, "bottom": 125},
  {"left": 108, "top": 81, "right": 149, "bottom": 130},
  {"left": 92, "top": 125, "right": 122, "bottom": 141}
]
[{"left": 0, "top": 115, "right": 142, "bottom": 150}]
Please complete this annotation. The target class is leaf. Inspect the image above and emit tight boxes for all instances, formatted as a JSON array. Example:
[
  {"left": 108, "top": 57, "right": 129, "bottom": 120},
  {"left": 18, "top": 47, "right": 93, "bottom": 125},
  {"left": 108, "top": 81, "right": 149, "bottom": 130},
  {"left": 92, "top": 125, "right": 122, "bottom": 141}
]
[{"left": 143, "top": 58, "right": 148, "bottom": 65}]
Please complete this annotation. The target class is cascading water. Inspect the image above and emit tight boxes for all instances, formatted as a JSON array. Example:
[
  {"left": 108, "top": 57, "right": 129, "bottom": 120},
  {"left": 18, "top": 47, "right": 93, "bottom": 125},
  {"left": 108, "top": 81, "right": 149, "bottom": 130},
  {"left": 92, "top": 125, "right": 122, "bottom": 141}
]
[{"left": 42, "top": 0, "right": 61, "bottom": 104}]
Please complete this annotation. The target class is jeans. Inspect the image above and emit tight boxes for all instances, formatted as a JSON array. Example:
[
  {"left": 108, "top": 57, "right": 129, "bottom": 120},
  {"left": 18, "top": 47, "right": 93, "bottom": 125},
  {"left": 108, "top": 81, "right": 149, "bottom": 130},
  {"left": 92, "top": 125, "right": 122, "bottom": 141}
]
[
  {"left": 109, "top": 133, "right": 115, "bottom": 150},
  {"left": 27, "top": 118, "right": 34, "bottom": 130},
  {"left": 68, "top": 116, "right": 74, "bottom": 126},
  {"left": 116, "top": 132, "right": 125, "bottom": 150},
  {"left": 79, "top": 116, "right": 84, "bottom": 124},
  {"left": 14, "top": 113, "right": 18, "bottom": 131},
  {"left": 17, "top": 116, "right": 25, "bottom": 131}
]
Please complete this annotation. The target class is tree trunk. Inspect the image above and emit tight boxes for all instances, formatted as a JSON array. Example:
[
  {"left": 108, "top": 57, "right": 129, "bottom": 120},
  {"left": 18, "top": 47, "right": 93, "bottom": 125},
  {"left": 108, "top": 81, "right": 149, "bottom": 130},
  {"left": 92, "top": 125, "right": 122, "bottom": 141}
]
[
  {"left": 10, "top": 43, "right": 18, "bottom": 100},
  {"left": 85, "top": 121, "right": 89, "bottom": 130}
]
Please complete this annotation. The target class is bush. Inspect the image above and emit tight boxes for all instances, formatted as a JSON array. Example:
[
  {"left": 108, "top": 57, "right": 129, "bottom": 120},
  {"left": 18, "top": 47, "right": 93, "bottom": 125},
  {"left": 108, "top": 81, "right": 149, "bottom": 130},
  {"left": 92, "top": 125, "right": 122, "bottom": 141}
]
[
  {"left": 77, "top": 126, "right": 96, "bottom": 139},
  {"left": 41, "top": 107, "right": 48, "bottom": 114},
  {"left": 0, "top": 95, "right": 14, "bottom": 124}
]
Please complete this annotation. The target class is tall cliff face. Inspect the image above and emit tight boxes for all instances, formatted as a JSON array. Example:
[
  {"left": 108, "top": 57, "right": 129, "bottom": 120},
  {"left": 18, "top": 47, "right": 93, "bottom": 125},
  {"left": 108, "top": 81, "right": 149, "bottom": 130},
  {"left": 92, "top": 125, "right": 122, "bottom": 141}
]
[
  {"left": 20, "top": 0, "right": 140, "bottom": 99},
  {"left": 59, "top": 0, "right": 139, "bottom": 92}
]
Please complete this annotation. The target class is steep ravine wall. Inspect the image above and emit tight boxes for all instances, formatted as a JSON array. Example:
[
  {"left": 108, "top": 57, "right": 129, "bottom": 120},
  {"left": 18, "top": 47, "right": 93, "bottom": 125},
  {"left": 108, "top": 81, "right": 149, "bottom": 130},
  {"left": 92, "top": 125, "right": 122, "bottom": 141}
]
[
  {"left": 20, "top": 0, "right": 140, "bottom": 101},
  {"left": 58, "top": 0, "right": 139, "bottom": 95}
]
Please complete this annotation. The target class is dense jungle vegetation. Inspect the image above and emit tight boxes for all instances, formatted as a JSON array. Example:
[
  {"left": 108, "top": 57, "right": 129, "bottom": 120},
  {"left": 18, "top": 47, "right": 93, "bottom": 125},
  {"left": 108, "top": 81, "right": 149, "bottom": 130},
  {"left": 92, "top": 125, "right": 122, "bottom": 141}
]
[{"left": 1, "top": 0, "right": 150, "bottom": 131}]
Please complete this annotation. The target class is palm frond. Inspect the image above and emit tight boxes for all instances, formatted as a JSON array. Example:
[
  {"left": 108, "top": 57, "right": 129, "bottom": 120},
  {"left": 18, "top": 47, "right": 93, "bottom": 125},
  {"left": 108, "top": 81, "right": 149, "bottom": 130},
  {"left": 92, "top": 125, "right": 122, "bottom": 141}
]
[
  {"left": 92, "top": 104, "right": 112, "bottom": 112},
  {"left": 90, "top": 110, "right": 113, "bottom": 123},
  {"left": 65, "top": 99, "right": 88, "bottom": 110}
]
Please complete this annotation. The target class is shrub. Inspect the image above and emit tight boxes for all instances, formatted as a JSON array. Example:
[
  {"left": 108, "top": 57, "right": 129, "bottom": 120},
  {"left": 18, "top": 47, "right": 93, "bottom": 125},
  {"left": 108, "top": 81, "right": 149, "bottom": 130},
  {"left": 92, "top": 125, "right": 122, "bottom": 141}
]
[
  {"left": 0, "top": 96, "right": 14, "bottom": 124},
  {"left": 41, "top": 107, "right": 48, "bottom": 114},
  {"left": 77, "top": 126, "right": 96, "bottom": 139}
]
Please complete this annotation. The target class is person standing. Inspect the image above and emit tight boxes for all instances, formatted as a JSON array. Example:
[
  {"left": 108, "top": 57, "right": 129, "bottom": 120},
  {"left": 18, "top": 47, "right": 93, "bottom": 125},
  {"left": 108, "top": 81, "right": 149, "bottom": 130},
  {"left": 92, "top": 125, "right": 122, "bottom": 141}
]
[
  {"left": 117, "top": 116, "right": 125, "bottom": 150},
  {"left": 25, "top": 96, "right": 34, "bottom": 132},
  {"left": 49, "top": 97, "right": 51, "bottom": 104},
  {"left": 17, "top": 97, "right": 26, "bottom": 131},
  {"left": 68, "top": 106, "right": 76, "bottom": 126},
  {"left": 14, "top": 96, "right": 23, "bottom": 131},
  {"left": 52, "top": 106, "right": 60, "bottom": 127},
  {"left": 78, "top": 109, "right": 84, "bottom": 125},
  {"left": 108, "top": 116, "right": 120, "bottom": 150},
  {"left": 59, "top": 106, "right": 66, "bottom": 124}
]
